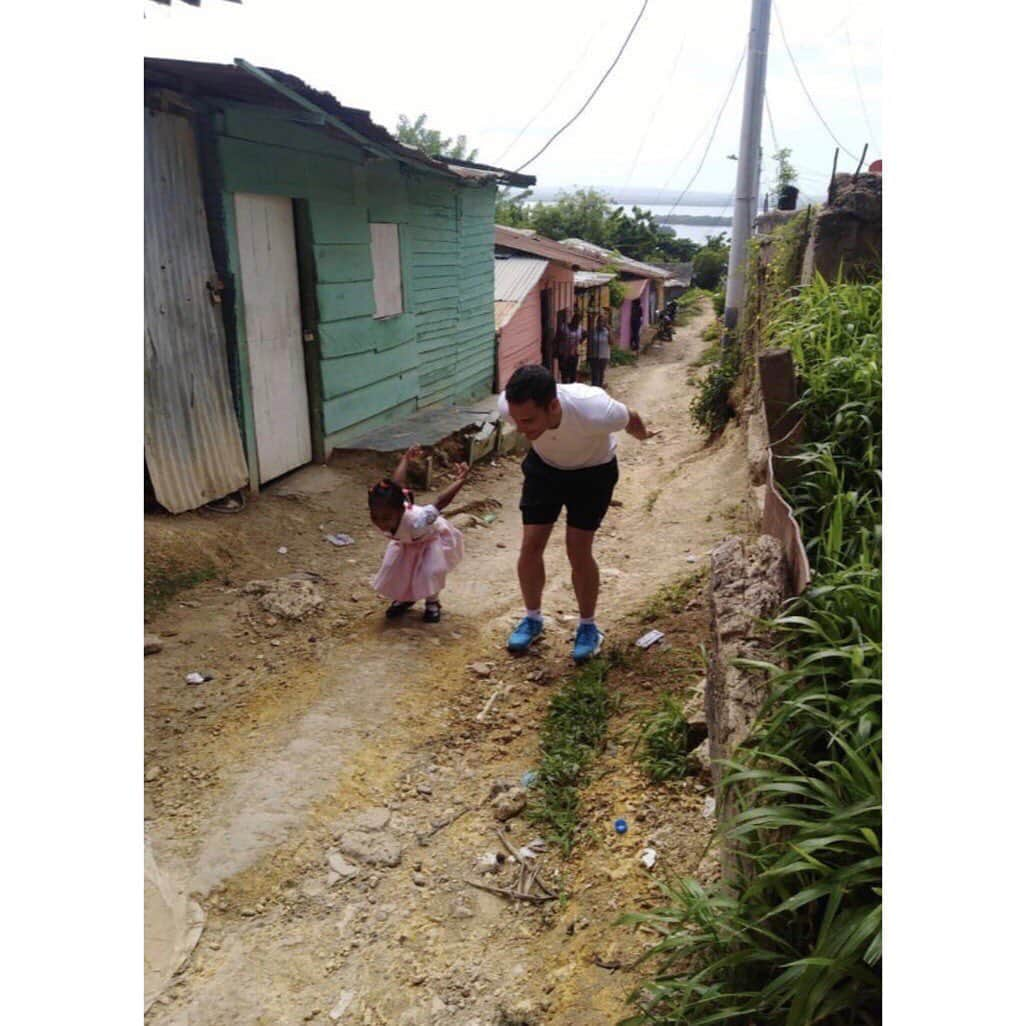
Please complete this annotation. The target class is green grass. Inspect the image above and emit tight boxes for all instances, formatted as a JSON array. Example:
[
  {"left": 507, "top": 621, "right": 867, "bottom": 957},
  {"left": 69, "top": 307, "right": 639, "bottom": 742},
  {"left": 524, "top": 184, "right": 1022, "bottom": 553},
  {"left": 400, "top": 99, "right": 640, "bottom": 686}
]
[
  {"left": 633, "top": 694, "right": 703, "bottom": 782},
  {"left": 700, "top": 320, "right": 721, "bottom": 343},
  {"left": 691, "top": 339, "right": 721, "bottom": 367},
  {"left": 526, "top": 655, "right": 621, "bottom": 855},
  {"left": 637, "top": 572, "right": 703, "bottom": 625},
  {"left": 610, "top": 348, "right": 639, "bottom": 367},
  {"left": 144, "top": 563, "right": 217, "bottom": 616},
  {"left": 625, "top": 273, "right": 883, "bottom": 1026},
  {"left": 673, "top": 289, "right": 705, "bottom": 326}
]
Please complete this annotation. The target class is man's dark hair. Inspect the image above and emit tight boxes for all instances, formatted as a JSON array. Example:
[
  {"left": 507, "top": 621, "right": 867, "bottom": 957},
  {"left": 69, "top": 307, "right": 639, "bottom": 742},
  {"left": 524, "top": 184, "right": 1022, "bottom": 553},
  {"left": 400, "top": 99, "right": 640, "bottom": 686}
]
[{"left": 505, "top": 364, "right": 557, "bottom": 407}]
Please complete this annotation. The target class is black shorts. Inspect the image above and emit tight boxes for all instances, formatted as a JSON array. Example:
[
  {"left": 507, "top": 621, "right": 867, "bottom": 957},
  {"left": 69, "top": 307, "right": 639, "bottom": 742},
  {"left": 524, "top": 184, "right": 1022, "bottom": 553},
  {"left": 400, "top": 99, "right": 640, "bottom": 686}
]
[{"left": 519, "top": 450, "right": 619, "bottom": 532}]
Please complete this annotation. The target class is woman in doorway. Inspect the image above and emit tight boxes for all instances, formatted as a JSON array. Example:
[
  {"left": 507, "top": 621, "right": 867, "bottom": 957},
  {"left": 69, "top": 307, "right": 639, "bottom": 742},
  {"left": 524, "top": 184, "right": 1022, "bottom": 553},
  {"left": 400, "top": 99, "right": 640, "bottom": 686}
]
[
  {"left": 558, "top": 311, "right": 584, "bottom": 384},
  {"left": 587, "top": 313, "right": 611, "bottom": 388}
]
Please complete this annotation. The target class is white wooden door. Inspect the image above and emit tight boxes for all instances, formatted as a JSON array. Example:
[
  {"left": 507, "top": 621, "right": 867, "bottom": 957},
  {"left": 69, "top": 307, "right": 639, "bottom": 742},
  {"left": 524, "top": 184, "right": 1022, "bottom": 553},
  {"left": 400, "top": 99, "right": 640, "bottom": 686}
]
[{"left": 234, "top": 193, "right": 312, "bottom": 484}]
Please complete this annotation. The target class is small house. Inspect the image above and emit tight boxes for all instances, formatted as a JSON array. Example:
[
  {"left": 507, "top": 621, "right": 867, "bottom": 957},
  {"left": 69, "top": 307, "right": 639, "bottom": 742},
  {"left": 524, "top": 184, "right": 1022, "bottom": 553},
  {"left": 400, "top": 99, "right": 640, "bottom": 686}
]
[
  {"left": 492, "top": 226, "right": 604, "bottom": 387},
  {"left": 559, "top": 239, "right": 671, "bottom": 350},
  {"left": 144, "top": 57, "right": 531, "bottom": 513}
]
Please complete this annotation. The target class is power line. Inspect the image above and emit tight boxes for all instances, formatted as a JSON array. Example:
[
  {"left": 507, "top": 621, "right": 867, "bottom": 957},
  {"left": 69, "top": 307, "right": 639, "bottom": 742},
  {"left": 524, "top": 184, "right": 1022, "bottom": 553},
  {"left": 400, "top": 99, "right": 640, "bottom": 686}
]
[
  {"left": 623, "top": 25, "right": 690, "bottom": 188},
  {"left": 774, "top": 4, "right": 858, "bottom": 160},
  {"left": 664, "top": 48, "right": 746, "bottom": 219},
  {"left": 514, "top": 0, "right": 650, "bottom": 173},
  {"left": 493, "top": 17, "right": 609, "bottom": 166},
  {"left": 764, "top": 92, "right": 780, "bottom": 153},
  {"left": 846, "top": 29, "right": 878, "bottom": 154},
  {"left": 659, "top": 47, "right": 745, "bottom": 196}
]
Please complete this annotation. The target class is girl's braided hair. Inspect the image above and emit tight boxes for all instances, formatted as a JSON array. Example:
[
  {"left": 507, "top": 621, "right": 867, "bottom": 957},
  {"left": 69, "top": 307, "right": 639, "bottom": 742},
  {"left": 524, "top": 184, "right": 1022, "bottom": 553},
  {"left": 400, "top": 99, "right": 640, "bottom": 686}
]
[{"left": 368, "top": 478, "right": 413, "bottom": 510}]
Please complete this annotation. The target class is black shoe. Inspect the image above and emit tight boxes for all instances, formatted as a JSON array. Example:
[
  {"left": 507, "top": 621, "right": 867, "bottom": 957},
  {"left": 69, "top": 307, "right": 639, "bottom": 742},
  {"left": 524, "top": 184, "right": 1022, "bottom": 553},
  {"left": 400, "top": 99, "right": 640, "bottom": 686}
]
[
  {"left": 423, "top": 601, "right": 442, "bottom": 623},
  {"left": 386, "top": 601, "right": 415, "bottom": 620}
]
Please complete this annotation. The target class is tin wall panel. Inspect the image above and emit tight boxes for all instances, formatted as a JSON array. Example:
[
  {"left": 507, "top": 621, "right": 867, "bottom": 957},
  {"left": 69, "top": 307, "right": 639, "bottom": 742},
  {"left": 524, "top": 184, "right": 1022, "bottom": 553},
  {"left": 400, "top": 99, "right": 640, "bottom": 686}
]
[{"left": 144, "top": 109, "right": 248, "bottom": 513}]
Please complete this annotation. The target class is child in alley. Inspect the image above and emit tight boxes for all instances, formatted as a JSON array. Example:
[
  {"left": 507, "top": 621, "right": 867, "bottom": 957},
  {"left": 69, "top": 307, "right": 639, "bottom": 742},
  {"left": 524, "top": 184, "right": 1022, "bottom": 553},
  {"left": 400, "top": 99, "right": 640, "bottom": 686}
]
[{"left": 368, "top": 446, "right": 468, "bottom": 623}]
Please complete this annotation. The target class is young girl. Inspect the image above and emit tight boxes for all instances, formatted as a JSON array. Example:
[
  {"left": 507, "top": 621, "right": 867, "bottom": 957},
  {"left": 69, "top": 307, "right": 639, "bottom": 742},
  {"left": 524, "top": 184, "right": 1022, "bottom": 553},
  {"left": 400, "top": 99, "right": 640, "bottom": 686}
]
[{"left": 368, "top": 446, "right": 468, "bottom": 623}]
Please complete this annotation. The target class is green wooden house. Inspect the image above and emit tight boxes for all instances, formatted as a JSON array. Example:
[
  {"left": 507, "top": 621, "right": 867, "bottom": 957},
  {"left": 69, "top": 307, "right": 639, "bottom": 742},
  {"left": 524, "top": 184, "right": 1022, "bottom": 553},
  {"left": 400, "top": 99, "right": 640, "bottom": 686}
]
[{"left": 144, "top": 58, "right": 532, "bottom": 512}]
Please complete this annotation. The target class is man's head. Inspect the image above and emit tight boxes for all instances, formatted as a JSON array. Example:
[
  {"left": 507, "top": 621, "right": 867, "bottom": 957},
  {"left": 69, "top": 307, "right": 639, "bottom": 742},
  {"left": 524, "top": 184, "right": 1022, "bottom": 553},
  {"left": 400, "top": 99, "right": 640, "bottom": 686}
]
[{"left": 505, "top": 365, "right": 560, "bottom": 441}]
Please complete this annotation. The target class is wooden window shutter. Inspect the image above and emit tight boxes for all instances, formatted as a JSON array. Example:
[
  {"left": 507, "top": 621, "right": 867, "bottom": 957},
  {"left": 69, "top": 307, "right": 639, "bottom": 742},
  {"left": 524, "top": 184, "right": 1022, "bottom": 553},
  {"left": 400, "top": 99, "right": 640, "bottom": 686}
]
[{"left": 370, "top": 222, "right": 403, "bottom": 318}]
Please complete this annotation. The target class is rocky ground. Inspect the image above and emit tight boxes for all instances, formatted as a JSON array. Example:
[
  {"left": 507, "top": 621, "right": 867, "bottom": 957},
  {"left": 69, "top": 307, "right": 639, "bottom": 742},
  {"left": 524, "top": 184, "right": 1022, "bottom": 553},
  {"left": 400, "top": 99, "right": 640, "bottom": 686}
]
[{"left": 144, "top": 299, "right": 754, "bottom": 1025}]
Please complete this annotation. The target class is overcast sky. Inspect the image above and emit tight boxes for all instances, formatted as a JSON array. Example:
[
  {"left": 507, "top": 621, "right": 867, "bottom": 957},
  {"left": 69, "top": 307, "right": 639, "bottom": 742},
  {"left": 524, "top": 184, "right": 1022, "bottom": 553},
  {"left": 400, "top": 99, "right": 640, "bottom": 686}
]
[{"left": 144, "top": 0, "right": 881, "bottom": 202}]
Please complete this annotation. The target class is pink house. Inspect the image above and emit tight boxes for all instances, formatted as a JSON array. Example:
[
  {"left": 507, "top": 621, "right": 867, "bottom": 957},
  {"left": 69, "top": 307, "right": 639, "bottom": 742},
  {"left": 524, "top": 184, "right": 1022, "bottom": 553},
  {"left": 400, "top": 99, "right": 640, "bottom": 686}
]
[{"left": 493, "top": 227, "right": 605, "bottom": 389}]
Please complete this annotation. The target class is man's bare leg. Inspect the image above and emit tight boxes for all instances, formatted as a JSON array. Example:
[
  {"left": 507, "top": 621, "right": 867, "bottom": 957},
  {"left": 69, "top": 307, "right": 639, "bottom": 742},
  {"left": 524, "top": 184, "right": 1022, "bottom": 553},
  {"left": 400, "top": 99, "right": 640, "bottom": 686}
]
[
  {"left": 565, "top": 526, "right": 600, "bottom": 620},
  {"left": 518, "top": 523, "right": 555, "bottom": 612}
]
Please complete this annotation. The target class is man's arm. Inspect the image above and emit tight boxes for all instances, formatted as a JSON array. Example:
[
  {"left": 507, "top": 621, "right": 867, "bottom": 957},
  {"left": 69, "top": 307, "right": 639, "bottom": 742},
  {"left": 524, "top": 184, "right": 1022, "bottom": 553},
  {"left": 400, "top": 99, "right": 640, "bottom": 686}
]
[{"left": 625, "top": 408, "right": 659, "bottom": 440}]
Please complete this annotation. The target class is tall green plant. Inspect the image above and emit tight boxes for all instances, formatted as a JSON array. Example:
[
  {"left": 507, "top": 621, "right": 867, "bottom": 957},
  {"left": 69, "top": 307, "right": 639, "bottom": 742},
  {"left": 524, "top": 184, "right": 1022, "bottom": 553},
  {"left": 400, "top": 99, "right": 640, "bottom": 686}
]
[{"left": 626, "top": 273, "right": 883, "bottom": 1026}]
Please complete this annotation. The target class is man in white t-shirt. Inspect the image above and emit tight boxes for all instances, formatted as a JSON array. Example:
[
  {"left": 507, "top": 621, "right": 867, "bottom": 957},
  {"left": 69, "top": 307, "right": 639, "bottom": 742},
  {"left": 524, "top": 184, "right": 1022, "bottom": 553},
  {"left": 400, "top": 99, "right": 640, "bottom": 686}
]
[{"left": 497, "top": 364, "right": 656, "bottom": 663}]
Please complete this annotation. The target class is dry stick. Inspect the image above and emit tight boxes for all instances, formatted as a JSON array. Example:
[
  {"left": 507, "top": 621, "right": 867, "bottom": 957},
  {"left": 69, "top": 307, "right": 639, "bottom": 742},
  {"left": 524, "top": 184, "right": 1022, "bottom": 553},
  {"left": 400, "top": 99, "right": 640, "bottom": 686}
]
[
  {"left": 464, "top": 879, "right": 555, "bottom": 904},
  {"left": 495, "top": 829, "right": 558, "bottom": 898},
  {"left": 854, "top": 142, "right": 869, "bottom": 177},
  {"left": 416, "top": 805, "right": 473, "bottom": 846}
]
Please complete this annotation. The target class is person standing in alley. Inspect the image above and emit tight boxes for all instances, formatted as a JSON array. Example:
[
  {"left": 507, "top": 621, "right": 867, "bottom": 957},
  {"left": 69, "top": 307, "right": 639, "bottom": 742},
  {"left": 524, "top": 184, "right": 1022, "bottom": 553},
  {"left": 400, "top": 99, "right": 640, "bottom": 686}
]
[
  {"left": 587, "top": 313, "right": 611, "bottom": 387},
  {"left": 557, "top": 310, "right": 583, "bottom": 384},
  {"left": 498, "top": 364, "right": 657, "bottom": 663},
  {"left": 629, "top": 299, "right": 642, "bottom": 352}
]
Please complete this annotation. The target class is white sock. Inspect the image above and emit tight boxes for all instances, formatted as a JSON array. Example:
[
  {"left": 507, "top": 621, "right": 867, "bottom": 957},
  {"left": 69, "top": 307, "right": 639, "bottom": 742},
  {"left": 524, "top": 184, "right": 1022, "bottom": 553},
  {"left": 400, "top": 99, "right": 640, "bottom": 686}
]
[
  {"left": 579, "top": 616, "right": 596, "bottom": 627},
  {"left": 525, "top": 609, "right": 543, "bottom": 622}
]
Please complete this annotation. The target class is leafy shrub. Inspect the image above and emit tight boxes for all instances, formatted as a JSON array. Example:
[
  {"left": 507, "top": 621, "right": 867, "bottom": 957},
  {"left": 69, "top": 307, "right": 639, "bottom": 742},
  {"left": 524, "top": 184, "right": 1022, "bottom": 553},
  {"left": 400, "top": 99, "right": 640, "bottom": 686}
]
[
  {"left": 634, "top": 694, "right": 703, "bottom": 782},
  {"left": 689, "top": 342, "right": 741, "bottom": 434}
]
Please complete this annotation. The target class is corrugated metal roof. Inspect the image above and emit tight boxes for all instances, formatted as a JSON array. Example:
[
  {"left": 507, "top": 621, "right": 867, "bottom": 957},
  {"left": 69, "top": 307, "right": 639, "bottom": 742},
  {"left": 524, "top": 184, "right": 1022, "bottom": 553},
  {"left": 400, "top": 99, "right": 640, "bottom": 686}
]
[
  {"left": 494, "top": 257, "right": 548, "bottom": 329},
  {"left": 495, "top": 225, "right": 606, "bottom": 270},
  {"left": 574, "top": 271, "right": 615, "bottom": 288},
  {"left": 559, "top": 238, "right": 671, "bottom": 280},
  {"left": 495, "top": 257, "right": 549, "bottom": 302},
  {"left": 144, "top": 58, "right": 479, "bottom": 182},
  {"left": 145, "top": 109, "right": 249, "bottom": 513}
]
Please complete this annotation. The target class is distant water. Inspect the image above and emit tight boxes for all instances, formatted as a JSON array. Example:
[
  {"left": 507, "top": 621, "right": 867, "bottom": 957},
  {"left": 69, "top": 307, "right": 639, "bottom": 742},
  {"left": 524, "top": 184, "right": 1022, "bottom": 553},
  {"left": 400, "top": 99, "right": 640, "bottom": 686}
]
[{"left": 526, "top": 200, "right": 735, "bottom": 246}]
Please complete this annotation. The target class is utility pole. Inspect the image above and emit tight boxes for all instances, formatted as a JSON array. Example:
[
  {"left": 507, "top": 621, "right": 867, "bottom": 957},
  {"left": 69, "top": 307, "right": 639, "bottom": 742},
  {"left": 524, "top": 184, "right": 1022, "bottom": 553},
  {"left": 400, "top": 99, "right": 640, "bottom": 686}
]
[{"left": 723, "top": 0, "right": 771, "bottom": 332}]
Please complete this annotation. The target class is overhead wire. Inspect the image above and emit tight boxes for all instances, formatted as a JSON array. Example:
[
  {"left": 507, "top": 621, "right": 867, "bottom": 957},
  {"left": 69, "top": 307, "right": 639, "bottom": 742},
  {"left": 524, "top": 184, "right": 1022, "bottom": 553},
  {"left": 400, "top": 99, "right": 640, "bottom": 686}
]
[
  {"left": 659, "top": 47, "right": 745, "bottom": 197},
  {"left": 513, "top": 0, "right": 650, "bottom": 173},
  {"left": 623, "top": 24, "right": 690, "bottom": 188},
  {"left": 846, "top": 28, "right": 878, "bottom": 154},
  {"left": 663, "top": 47, "right": 746, "bottom": 220},
  {"left": 774, "top": 4, "right": 858, "bottom": 160},
  {"left": 493, "top": 15, "right": 610, "bottom": 167}
]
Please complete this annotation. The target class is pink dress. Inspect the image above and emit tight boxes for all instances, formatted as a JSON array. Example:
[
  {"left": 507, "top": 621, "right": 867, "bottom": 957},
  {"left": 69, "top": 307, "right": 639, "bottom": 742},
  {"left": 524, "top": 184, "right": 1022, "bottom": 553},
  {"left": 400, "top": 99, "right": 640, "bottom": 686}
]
[{"left": 372, "top": 504, "right": 465, "bottom": 602}]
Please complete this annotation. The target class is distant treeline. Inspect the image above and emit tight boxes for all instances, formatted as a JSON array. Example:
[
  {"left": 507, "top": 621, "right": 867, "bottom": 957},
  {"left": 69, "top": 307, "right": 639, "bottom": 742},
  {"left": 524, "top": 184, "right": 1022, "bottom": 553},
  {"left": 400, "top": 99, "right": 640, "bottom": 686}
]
[{"left": 656, "top": 214, "right": 733, "bottom": 226}]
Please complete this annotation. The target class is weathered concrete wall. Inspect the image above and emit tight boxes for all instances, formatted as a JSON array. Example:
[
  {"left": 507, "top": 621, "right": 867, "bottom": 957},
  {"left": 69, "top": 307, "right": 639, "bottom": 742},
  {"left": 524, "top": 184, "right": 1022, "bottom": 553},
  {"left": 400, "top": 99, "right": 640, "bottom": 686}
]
[
  {"left": 705, "top": 535, "right": 788, "bottom": 791},
  {"left": 801, "top": 172, "right": 882, "bottom": 284}
]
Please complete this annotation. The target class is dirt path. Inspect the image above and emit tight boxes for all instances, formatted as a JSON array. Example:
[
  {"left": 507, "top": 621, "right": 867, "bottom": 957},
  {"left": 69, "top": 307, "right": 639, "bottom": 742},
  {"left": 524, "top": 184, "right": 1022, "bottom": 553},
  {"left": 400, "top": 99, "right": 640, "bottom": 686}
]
[{"left": 144, "top": 299, "right": 751, "bottom": 1025}]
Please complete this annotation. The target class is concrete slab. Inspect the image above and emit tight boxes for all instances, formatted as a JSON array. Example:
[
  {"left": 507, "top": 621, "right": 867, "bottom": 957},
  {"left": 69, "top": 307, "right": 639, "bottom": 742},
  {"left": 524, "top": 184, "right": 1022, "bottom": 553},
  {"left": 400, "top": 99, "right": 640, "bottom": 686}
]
[{"left": 336, "top": 398, "right": 500, "bottom": 455}]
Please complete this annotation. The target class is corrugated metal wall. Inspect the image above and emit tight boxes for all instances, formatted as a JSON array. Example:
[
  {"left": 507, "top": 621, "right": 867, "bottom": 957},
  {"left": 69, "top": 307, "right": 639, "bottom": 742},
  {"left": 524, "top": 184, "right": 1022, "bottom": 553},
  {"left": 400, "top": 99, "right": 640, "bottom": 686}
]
[{"left": 144, "top": 110, "right": 249, "bottom": 513}]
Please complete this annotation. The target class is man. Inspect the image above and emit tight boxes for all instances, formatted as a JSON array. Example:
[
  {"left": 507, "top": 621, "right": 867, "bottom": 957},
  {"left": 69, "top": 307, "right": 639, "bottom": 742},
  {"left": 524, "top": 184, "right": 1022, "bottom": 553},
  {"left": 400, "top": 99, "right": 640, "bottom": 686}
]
[
  {"left": 498, "top": 364, "right": 656, "bottom": 663},
  {"left": 629, "top": 300, "right": 643, "bottom": 352}
]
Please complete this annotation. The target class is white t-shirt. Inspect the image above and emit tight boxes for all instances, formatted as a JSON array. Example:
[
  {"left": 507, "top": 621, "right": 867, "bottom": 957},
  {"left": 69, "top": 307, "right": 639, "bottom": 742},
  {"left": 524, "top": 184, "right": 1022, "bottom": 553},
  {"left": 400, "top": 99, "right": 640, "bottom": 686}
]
[{"left": 498, "top": 383, "right": 630, "bottom": 470}]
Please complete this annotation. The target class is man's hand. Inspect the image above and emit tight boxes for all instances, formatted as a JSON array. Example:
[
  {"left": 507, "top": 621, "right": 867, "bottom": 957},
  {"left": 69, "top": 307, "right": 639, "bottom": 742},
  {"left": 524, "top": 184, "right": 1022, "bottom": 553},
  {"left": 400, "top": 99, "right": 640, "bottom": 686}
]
[{"left": 626, "top": 409, "right": 659, "bottom": 440}]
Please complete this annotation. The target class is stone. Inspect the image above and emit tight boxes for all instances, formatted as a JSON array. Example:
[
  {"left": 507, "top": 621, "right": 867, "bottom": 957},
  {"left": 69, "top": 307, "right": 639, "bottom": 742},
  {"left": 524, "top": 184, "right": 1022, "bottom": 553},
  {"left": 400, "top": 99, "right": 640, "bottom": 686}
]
[
  {"left": 416, "top": 783, "right": 433, "bottom": 796},
  {"left": 469, "top": 662, "right": 494, "bottom": 678},
  {"left": 144, "top": 635, "right": 163, "bottom": 656},
  {"left": 336, "top": 829, "right": 402, "bottom": 868},
  {"left": 491, "top": 786, "right": 527, "bottom": 822},
  {"left": 327, "top": 851, "right": 360, "bottom": 880},
  {"left": 352, "top": 807, "right": 392, "bottom": 832},
  {"left": 244, "top": 577, "right": 325, "bottom": 620},
  {"left": 145, "top": 764, "right": 162, "bottom": 783},
  {"left": 412, "top": 872, "right": 428, "bottom": 887},
  {"left": 328, "top": 989, "right": 355, "bottom": 1021}
]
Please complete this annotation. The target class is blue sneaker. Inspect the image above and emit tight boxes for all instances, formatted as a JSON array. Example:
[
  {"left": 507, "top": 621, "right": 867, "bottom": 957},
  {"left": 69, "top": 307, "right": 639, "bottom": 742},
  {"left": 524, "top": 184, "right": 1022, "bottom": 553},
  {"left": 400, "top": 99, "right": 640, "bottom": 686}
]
[
  {"left": 572, "top": 623, "right": 605, "bottom": 664},
  {"left": 507, "top": 616, "right": 544, "bottom": 653}
]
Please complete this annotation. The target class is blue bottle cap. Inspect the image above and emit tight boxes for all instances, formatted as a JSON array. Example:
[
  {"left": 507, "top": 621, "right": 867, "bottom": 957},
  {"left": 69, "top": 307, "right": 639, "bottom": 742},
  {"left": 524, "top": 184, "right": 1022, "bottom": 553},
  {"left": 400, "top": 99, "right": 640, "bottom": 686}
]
[{"left": 614, "top": 818, "right": 628, "bottom": 834}]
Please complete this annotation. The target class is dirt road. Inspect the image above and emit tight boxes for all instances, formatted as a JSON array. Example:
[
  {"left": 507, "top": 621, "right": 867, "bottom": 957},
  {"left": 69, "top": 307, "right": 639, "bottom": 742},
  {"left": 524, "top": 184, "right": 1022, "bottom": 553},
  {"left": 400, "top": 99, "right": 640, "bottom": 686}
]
[{"left": 144, "top": 299, "right": 751, "bottom": 1025}]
